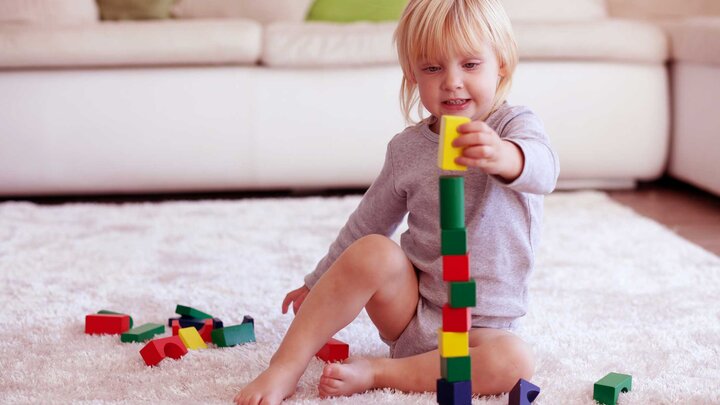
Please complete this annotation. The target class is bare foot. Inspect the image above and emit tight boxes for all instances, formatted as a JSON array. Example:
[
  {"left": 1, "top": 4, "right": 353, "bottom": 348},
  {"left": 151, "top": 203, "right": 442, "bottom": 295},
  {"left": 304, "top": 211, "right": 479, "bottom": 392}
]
[
  {"left": 234, "top": 365, "right": 302, "bottom": 405},
  {"left": 318, "top": 358, "right": 377, "bottom": 398}
]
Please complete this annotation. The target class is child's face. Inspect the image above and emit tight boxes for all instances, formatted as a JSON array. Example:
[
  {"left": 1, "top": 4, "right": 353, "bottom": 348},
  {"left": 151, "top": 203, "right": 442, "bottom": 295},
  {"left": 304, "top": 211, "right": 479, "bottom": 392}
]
[{"left": 410, "top": 41, "right": 505, "bottom": 130}]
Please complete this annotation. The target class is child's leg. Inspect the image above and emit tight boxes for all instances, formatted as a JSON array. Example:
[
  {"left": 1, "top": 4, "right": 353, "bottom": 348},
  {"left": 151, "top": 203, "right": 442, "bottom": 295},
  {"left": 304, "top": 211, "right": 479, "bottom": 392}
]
[
  {"left": 234, "top": 234, "right": 419, "bottom": 405},
  {"left": 319, "top": 327, "right": 535, "bottom": 397}
]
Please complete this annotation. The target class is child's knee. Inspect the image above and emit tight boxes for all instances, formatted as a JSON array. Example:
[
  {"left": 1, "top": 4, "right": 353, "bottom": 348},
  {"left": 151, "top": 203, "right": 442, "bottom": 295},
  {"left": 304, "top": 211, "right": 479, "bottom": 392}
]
[
  {"left": 471, "top": 334, "right": 535, "bottom": 394},
  {"left": 346, "top": 235, "right": 410, "bottom": 278}
]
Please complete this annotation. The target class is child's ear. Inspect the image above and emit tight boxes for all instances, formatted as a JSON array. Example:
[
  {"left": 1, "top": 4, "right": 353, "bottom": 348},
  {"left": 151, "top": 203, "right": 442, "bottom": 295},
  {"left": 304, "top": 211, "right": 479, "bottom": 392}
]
[{"left": 498, "top": 63, "right": 508, "bottom": 78}]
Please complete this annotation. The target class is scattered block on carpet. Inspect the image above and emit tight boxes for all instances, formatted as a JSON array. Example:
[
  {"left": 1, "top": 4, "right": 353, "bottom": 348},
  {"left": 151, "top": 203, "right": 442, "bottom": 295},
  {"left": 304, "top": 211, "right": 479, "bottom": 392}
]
[
  {"left": 442, "top": 254, "right": 470, "bottom": 282},
  {"left": 212, "top": 322, "right": 256, "bottom": 348},
  {"left": 436, "top": 378, "right": 471, "bottom": 405},
  {"left": 97, "top": 310, "right": 133, "bottom": 329},
  {"left": 315, "top": 337, "right": 349, "bottom": 363},
  {"left": 171, "top": 319, "right": 179, "bottom": 336},
  {"left": 441, "top": 355, "right": 471, "bottom": 383},
  {"left": 167, "top": 316, "right": 223, "bottom": 330},
  {"left": 442, "top": 304, "right": 471, "bottom": 332},
  {"left": 175, "top": 304, "right": 213, "bottom": 319},
  {"left": 120, "top": 323, "right": 165, "bottom": 343},
  {"left": 178, "top": 326, "right": 207, "bottom": 350},
  {"left": 197, "top": 318, "right": 214, "bottom": 343},
  {"left": 438, "top": 115, "right": 470, "bottom": 171},
  {"left": 509, "top": 378, "right": 540, "bottom": 405},
  {"left": 448, "top": 280, "right": 477, "bottom": 308},
  {"left": 139, "top": 336, "right": 188, "bottom": 367},
  {"left": 85, "top": 314, "right": 131, "bottom": 335},
  {"left": 593, "top": 372, "right": 632, "bottom": 405},
  {"left": 438, "top": 329, "right": 469, "bottom": 358}
]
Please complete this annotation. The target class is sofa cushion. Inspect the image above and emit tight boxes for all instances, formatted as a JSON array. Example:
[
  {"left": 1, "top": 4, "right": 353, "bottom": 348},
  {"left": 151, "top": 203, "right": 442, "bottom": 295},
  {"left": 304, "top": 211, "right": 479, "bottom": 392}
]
[
  {"left": 97, "top": 0, "right": 175, "bottom": 21},
  {"left": 501, "top": 0, "right": 606, "bottom": 22},
  {"left": 171, "top": 0, "right": 314, "bottom": 24},
  {"left": 664, "top": 18, "right": 720, "bottom": 66},
  {"left": 261, "top": 19, "right": 667, "bottom": 68},
  {"left": 306, "top": 0, "right": 407, "bottom": 22},
  {"left": 607, "top": 0, "right": 720, "bottom": 19},
  {"left": 0, "top": 0, "right": 98, "bottom": 25},
  {"left": 0, "top": 19, "right": 262, "bottom": 69}
]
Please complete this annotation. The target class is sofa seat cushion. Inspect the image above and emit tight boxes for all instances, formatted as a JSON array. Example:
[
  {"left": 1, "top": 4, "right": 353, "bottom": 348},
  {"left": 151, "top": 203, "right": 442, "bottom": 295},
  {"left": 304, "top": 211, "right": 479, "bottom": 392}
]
[
  {"left": 664, "top": 18, "right": 720, "bottom": 66},
  {"left": 0, "top": 19, "right": 261, "bottom": 69},
  {"left": 262, "top": 19, "right": 667, "bottom": 68}
]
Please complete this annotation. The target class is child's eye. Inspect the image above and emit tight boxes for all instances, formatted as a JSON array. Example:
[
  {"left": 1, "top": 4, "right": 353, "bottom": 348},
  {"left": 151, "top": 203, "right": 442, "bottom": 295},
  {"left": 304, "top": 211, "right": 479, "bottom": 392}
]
[
  {"left": 423, "top": 66, "right": 441, "bottom": 73},
  {"left": 463, "top": 62, "right": 480, "bottom": 69}
]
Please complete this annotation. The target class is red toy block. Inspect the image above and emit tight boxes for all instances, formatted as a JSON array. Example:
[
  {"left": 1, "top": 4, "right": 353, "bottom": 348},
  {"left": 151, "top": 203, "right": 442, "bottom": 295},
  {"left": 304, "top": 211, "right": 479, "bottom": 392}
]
[
  {"left": 316, "top": 338, "right": 349, "bottom": 362},
  {"left": 139, "top": 336, "right": 188, "bottom": 367},
  {"left": 85, "top": 314, "right": 131, "bottom": 335},
  {"left": 171, "top": 319, "right": 179, "bottom": 336},
  {"left": 442, "top": 304, "right": 471, "bottom": 332},
  {"left": 443, "top": 255, "right": 470, "bottom": 282},
  {"left": 198, "top": 318, "right": 214, "bottom": 342}
]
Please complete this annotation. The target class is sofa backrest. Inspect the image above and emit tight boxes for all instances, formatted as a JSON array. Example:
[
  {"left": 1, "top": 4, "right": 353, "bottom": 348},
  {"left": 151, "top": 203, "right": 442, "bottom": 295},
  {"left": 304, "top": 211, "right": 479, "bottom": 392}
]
[
  {"left": 608, "top": 0, "right": 720, "bottom": 19},
  {"left": 0, "top": 0, "right": 98, "bottom": 25}
]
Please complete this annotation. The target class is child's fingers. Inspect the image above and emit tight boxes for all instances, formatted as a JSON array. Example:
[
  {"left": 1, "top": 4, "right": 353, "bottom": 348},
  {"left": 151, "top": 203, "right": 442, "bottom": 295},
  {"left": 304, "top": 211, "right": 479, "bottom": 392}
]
[
  {"left": 463, "top": 145, "right": 495, "bottom": 160},
  {"left": 452, "top": 130, "right": 495, "bottom": 148},
  {"left": 457, "top": 120, "right": 491, "bottom": 134}
]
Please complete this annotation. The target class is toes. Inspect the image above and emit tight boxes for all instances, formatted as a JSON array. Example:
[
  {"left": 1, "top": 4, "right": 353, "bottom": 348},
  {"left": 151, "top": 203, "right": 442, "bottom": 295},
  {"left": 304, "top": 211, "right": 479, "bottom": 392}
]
[
  {"left": 323, "top": 364, "right": 346, "bottom": 379},
  {"left": 320, "top": 376, "right": 342, "bottom": 389}
]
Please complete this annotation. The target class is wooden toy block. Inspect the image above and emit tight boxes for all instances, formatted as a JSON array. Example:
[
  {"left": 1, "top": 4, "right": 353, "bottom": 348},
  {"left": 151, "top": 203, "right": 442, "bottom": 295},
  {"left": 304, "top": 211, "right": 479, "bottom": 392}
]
[
  {"left": 139, "top": 336, "right": 188, "bottom": 367},
  {"left": 443, "top": 254, "right": 470, "bottom": 282},
  {"left": 441, "top": 355, "right": 471, "bottom": 383},
  {"left": 440, "top": 176, "right": 465, "bottom": 229},
  {"left": 175, "top": 304, "right": 213, "bottom": 319},
  {"left": 509, "top": 378, "right": 540, "bottom": 405},
  {"left": 442, "top": 304, "right": 471, "bottom": 332},
  {"left": 121, "top": 323, "right": 165, "bottom": 343},
  {"left": 98, "top": 310, "right": 133, "bottom": 329},
  {"left": 593, "top": 372, "right": 632, "bottom": 405},
  {"left": 85, "top": 314, "right": 131, "bottom": 335},
  {"left": 242, "top": 315, "right": 254, "bottom": 325},
  {"left": 448, "top": 280, "right": 476, "bottom": 308},
  {"left": 441, "top": 229, "right": 467, "bottom": 255},
  {"left": 171, "top": 319, "right": 179, "bottom": 336},
  {"left": 316, "top": 337, "right": 349, "bottom": 362},
  {"left": 168, "top": 316, "right": 224, "bottom": 330},
  {"left": 438, "top": 329, "right": 469, "bottom": 358},
  {"left": 211, "top": 322, "right": 256, "bottom": 347},
  {"left": 436, "top": 378, "right": 472, "bottom": 405},
  {"left": 178, "top": 326, "right": 208, "bottom": 350},
  {"left": 198, "top": 319, "right": 214, "bottom": 342},
  {"left": 438, "top": 115, "right": 470, "bottom": 171}
]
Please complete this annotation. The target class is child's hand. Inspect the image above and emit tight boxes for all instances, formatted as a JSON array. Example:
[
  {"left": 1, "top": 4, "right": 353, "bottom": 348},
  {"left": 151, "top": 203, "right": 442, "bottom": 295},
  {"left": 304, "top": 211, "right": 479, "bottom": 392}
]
[
  {"left": 453, "top": 120, "right": 524, "bottom": 182},
  {"left": 282, "top": 285, "right": 310, "bottom": 315}
]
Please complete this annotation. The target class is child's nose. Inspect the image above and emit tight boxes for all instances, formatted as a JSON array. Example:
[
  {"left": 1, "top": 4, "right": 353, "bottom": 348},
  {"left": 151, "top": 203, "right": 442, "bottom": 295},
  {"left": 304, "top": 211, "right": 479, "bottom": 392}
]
[{"left": 442, "top": 70, "right": 464, "bottom": 90}]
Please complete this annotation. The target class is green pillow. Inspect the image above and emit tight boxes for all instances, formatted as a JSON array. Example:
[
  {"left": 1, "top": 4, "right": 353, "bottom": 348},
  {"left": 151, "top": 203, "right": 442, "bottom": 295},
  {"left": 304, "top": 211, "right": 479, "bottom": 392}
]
[
  {"left": 96, "top": 0, "right": 176, "bottom": 21},
  {"left": 306, "top": 0, "right": 408, "bottom": 23}
]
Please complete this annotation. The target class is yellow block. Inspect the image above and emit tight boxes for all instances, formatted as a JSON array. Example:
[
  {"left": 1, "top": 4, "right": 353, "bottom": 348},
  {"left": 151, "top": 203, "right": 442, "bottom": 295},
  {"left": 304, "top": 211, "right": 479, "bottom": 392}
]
[
  {"left": 438, "top": 115, "right": 470, "bottom": 171},
  {"left": 178, "top": 326, "right": 207, "bottom": 350},
  {"left": 438, "top": 328, "right": 469, "bottom": 357}
]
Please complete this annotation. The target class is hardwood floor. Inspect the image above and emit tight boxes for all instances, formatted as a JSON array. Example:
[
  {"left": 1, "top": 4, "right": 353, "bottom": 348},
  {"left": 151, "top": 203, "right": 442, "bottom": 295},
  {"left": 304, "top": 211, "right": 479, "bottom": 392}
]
[{"left": 607, "top": 177, "right": 720, "bottom": 256}]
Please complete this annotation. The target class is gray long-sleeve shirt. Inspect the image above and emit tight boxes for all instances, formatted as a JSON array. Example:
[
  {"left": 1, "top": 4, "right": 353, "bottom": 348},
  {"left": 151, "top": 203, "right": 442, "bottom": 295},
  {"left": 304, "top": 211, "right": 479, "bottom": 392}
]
[{"left": 304, "top": 102, "right": 559, "bottom": 327}]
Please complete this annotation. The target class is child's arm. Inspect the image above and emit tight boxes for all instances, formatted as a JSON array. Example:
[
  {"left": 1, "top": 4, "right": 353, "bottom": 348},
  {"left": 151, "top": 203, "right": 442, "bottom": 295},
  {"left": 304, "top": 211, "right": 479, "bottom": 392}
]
[{"left": 452, "top": 120, "right": 524, "bottom": 182}]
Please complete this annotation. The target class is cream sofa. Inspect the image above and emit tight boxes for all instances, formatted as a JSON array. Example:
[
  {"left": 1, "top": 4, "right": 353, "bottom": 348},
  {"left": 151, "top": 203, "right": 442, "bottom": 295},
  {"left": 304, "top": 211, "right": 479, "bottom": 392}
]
[{"left": 0, "top": 0, "right": 672, "bottom": 196}]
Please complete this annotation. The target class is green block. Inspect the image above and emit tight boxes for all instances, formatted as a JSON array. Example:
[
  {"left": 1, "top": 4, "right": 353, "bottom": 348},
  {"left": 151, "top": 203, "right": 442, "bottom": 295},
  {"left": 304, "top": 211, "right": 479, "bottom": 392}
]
[
  {"left": 120, "top": 323, "right": 165, "bottom": 343},
  {"left": 441, "top": 356, "right": 471, "bottom": 382},
  {"left": 441, "top": 229, "right": 466, "bottom": 255},
  {"left": 448, "top": 280, "right": 476, "bottom": 308},
  {"left": 593, "top": 372, "right": 632, "bottom": 405},
  {"left": 440, "top": 176, "right": 464, "bottom": 230},
  {"left": 212, "top": 323, "right": 256, "bottom": 347},
  {"left": 175, "top": 305, "right": 213, "bottom": 319},
  {"left": 98, "top": 310, "right": 133, "bottom": 329}
]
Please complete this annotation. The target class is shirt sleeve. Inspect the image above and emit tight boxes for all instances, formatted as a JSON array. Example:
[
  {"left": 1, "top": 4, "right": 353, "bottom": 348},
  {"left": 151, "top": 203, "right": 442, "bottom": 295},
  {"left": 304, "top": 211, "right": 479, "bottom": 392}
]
[
  {"left": 303, "top": 141, "right": 408, "bottom": 289},
  {"left": 495, "top": 110, "right": 560, "bottom": 195}
]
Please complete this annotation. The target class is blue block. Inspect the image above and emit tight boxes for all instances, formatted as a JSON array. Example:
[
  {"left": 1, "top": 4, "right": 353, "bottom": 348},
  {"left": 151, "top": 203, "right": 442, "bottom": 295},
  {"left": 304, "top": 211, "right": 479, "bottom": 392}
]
[
  {"left": 509, "top": 378, "right": 540, "bottom": 405},
  {"left": 437, "top": 378, "right": 471, "bottom": 405}
]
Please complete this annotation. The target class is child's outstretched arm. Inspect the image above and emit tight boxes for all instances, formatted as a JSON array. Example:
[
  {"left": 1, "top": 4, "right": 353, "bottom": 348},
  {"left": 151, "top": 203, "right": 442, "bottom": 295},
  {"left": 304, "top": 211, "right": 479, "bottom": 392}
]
[{"left": 452, "top": 120, "right": 524, "bottom": 182}]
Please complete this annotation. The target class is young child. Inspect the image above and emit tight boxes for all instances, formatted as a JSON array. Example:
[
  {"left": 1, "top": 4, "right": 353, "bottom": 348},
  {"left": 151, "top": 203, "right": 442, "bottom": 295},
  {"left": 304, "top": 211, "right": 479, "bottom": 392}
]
[{"left": 235, "top": 0, "right": 559, "bottom": 403}]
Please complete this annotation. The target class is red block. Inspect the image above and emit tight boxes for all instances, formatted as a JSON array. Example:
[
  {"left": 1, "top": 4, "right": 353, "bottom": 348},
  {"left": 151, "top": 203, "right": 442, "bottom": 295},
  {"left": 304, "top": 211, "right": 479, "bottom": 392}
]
[
  {"left": 442, "top": 304, "right": 471, "bottom": 332},
  {"left": 443, "top": 255, "right": 470, "bottom": 282},
  {"left": 139, "top": 336, "right": 188, "bottom": 367},
  {"left": 198, "top": 318, "right": 214, "bottom": 342},
  {"left": 316, "top": 338, "right": 349, "bottom": 363},
  {"left": 85, "top": 314, "right": 131, "bottom": 335},
  {"left": 171, "top": 320, "right": 179, "bottom": 336}
]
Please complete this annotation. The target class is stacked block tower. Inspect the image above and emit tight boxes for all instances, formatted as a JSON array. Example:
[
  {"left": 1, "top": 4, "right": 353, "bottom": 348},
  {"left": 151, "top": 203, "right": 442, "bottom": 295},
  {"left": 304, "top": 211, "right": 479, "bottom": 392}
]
[{"left": 436, "top": 115, "right": 475, "bottom": 405}]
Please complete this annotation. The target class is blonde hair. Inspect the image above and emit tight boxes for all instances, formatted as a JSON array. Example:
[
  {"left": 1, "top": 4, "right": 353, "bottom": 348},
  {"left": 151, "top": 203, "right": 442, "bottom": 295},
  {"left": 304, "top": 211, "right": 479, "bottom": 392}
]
[{"left": 393, "top": 0, "right": 518, "bottom": 124}]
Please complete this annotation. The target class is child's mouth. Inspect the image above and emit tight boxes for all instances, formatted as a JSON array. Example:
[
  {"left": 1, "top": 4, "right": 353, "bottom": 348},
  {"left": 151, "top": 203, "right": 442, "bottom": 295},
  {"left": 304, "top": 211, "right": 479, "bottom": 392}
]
[{"left": 442, "top": 99, "right": 471, "bottom": 110}]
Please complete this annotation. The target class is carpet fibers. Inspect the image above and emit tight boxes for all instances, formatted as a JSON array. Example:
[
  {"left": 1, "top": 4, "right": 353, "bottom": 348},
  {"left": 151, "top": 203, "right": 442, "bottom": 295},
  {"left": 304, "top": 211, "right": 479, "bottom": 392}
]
[{"left": 0, "top": 191, "right": 718, "bottom": 404}]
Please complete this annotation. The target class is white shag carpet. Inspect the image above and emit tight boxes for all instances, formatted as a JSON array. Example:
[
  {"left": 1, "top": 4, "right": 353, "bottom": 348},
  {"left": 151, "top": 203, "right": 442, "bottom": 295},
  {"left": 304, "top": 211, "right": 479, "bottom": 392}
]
[{"left": 0, "top": 191, "right": 718, "bottom": 404}]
